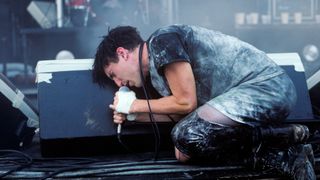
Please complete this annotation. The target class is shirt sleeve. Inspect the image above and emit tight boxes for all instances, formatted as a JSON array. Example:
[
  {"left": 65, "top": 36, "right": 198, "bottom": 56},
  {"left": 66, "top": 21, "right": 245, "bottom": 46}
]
[{"left": 149, "top": 33, "right": 191, "bottom": 76}]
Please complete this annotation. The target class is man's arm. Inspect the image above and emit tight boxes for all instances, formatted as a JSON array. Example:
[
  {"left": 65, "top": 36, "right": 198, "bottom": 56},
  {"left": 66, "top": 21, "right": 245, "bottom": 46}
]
[
  {"left": 136, "top": 113, "right": 183, "bottom": 123},
  {"left": 130, "top": 61, "right": 197, "bottom": 115},
  {"left": 111, "top": 111, "right": 183, "bottom": 124}
]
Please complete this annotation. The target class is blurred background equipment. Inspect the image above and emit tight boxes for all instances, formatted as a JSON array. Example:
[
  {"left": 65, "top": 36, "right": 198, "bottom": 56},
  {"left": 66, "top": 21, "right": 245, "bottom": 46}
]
[
  {"left": 303, "top": 44, "right": 319, "bottom": 63},
  {"left": 65, "top": 0, "right": 93, "bottom": 27},
  {"left": 27, "top": 1, "right": 56, "bottom": 29},
  {"left": 0, "top": 63, "right": 34, "bottom": 79},
  {"left": 1, "top": 0, "right": 320, "bottom": 133},
  {"left": 55, "top": 50, "right": 75, "bottom": 60},
  {"left": 56, "top": 0, "right": 64, "bottom": 27}
]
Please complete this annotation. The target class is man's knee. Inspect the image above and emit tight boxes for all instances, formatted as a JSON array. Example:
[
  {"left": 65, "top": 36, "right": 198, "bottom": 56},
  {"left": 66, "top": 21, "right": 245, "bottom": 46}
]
[
  {"left": 174, "top": 147, "right": 190, "bottom": 162},
  {"left": 171, "top": 113, "right": 202, "bottom": 158},
  {"left": 171, "top": 120, "right": 196, "bottom": 158},
  {"left": 171, "top": 113, "right": 223, "bottom": 159}
]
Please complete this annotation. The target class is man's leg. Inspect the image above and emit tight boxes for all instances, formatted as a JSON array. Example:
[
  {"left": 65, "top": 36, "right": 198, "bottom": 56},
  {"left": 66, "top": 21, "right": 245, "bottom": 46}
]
[
  {"left": 198, "top": 105, "right": 314, "bottom": 179},
  {"left": 174, "top": 104, "right": 240, "bottom": 162},
  {"left": 171, "top": 104, "right": 315, "bottom": 179},
  {"left": 171, "top": 105, "right": 253, "bottom": 163}
]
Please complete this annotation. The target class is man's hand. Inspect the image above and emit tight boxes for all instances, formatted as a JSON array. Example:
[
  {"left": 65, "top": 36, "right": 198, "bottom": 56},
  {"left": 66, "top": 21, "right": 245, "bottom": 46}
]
[
  {"left": 109, "top": 86, "right": 137, "bottom": 123},
  {"left": 112, "top": 110, "right": 126, "bottom": 124},
  {"left": 109, "top": 96, "right": 126, "bottom": 124},
  {"left": 109, "top": 91, "right": 119, "bottom": 112},
  {"left": 114, "top": 86, "right": 136, "bottom": 114}
]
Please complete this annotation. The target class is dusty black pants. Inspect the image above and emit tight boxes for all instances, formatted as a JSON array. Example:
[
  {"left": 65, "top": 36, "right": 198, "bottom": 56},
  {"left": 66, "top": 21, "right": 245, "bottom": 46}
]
[{"left": 171, "top": 112, "right": 257, "bottom": 164}]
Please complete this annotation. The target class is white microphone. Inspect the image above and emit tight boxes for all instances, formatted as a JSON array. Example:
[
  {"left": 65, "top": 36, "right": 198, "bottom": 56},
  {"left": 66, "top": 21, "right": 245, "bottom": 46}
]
[{"left": 117, "top": 124, "right": 122, "bottom": 135}]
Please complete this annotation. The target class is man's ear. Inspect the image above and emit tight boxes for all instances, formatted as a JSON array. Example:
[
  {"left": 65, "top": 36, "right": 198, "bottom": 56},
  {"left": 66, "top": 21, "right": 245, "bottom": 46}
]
[{"left": 116, "top": 47, "right": 128, "bottom": 59}]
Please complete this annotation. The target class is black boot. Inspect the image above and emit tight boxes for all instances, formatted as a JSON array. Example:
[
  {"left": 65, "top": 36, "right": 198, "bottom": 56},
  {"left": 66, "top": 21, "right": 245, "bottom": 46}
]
[
  {"left": 256, "top": 124, "right": 310, "bottom": 147},
  {"left": 255, "top": 144, "right": 316, "bottom": 180}
]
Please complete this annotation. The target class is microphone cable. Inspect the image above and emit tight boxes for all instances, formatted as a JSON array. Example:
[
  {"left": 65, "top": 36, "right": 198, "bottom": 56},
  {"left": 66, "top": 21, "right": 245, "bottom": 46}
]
[
  {"left": 138, "top": 42, "right": 161, "bottom": 161},
  {"left": 116, "top": 124, "right": 131, "bottom": 153},
  {"left": 116, "top": 42, "right": 160, "bottom": 161}
]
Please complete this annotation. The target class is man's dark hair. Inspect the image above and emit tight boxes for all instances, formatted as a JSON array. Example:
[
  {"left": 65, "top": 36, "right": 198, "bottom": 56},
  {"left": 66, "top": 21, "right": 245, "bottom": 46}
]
[{"left": 92, "top": 26, "right": 144, "bottom": 87}]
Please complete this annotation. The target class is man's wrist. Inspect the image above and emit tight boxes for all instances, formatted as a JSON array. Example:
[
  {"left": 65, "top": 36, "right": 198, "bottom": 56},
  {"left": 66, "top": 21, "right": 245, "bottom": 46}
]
[
  {"left": 128, "top": 99, "right": 137, "bottom": 114},
  {"left": 127, "top": 114, "right": 137, "bottom": 121}
]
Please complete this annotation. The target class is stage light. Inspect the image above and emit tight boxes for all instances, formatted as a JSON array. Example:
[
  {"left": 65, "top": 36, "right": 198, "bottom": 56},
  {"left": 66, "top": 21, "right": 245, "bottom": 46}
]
[{"left": 302, "top": 44, "right": 319, "bottom": 62}]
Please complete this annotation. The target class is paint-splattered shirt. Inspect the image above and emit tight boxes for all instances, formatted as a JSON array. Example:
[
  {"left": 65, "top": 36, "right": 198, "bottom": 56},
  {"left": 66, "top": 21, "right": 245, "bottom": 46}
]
[{"left": 146, "top": 25, "right": 296, "bottom": 123}]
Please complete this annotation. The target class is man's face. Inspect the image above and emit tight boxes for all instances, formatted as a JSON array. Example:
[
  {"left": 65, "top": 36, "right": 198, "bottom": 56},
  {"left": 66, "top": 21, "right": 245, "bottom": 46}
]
[{"left": 103, "top": 47, "right": 142, "bottom": 87}]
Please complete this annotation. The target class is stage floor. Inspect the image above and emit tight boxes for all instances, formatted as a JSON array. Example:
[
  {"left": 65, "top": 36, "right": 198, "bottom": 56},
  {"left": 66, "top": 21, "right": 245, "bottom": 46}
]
[{"left": 0, "top": 133, "right": 319, "bottom": 179}]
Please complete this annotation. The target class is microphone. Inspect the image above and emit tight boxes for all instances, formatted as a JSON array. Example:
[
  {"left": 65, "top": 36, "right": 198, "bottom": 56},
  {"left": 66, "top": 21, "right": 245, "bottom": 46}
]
[{"left": 117, "top": 124, "right": 122, "bottom": 135}]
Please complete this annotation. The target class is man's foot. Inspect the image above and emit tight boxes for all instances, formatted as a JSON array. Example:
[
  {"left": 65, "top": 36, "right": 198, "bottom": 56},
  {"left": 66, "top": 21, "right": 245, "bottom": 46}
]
[{"left": 255, "top": 144, "right": 316, "bottom": 180}]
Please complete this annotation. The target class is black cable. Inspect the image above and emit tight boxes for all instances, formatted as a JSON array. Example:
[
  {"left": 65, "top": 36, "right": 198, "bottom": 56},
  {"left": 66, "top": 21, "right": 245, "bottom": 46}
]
[
  {"left": 0, "top": 150, "right": 33, "bottom": 178},
  {"left": 25, "top": 161, "right": 244, "bottom": 179},
  {"left": 26, "top": 158, "right": 133, "bottom": 172},
  {"left": 116, "top": 42, "right": 175, "bottom": 160},
  {"left": 40, "top": 164, "right": 89, "bottom": 180},
  {"left": 35, "top": 157, "right": 100, "bottom": 179},
  {"left": 116, "top": 123, "right": 130, "bottom": 154},
  {"left": 116, "top": 122, "right": 154, "bottom": 161},
  {"left": 1, "top": 150, "right": 319, "bottom": 179},
  {"left": 30, "top": 158, "right": 176, "bottom": 172},
  {"left": 38, "top": 158, "right": 179, "bottom": 179},
  {"left": 0, "top": 152, "right": 264, "bottom": 179},
  {"left": 39, "top": 159, "right": 178, "bottom": 179},
  {"left": 138, "top": 42, "right": 161, "bottom": 161}
]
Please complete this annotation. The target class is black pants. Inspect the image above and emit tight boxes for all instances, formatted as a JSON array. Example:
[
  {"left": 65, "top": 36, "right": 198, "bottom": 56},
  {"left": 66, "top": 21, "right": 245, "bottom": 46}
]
[{"left": 171, "top": 112, "right": 256, "bottom": 164}]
